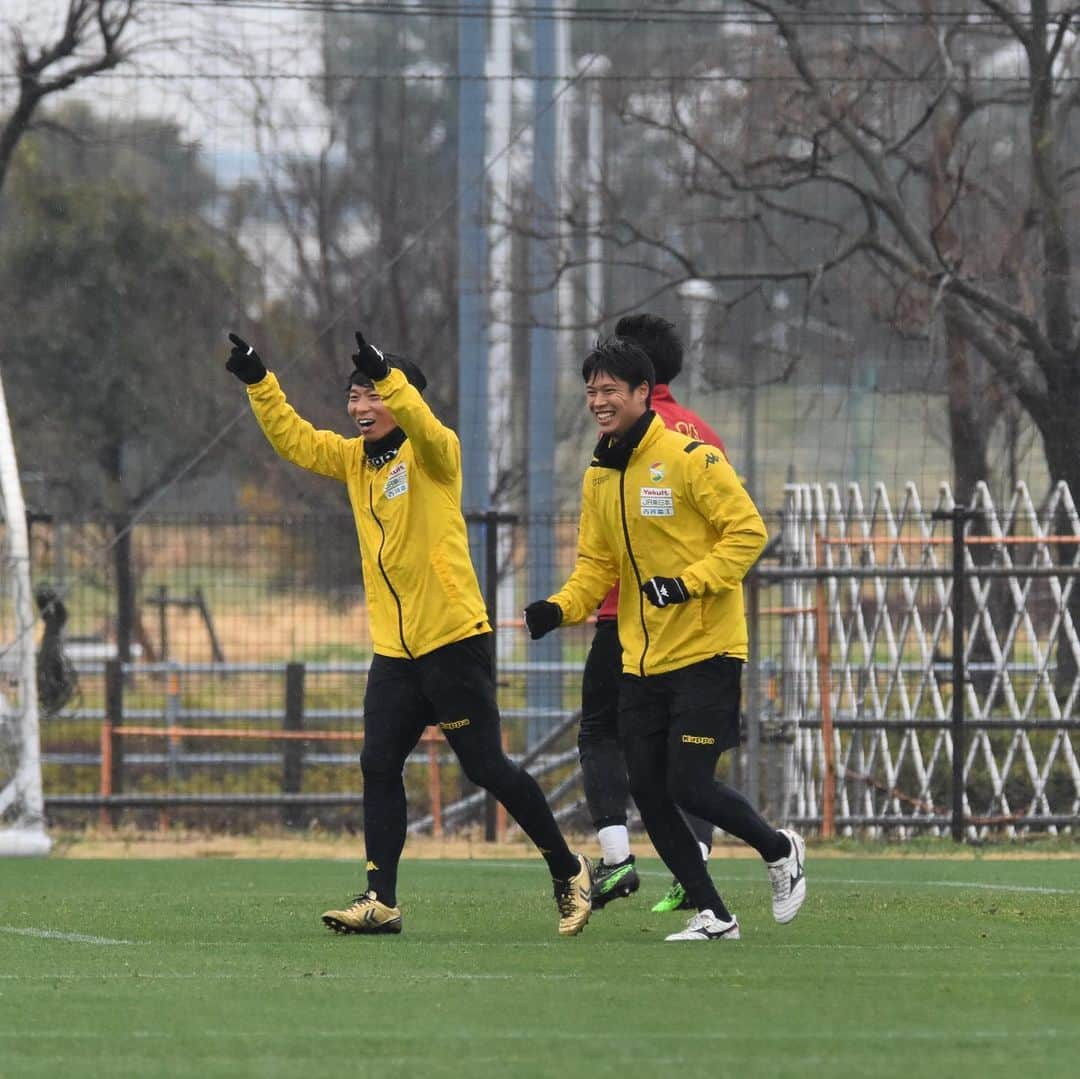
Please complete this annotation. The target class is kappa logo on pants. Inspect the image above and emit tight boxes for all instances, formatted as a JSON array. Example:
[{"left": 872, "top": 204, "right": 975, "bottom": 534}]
[{"left": 681, "top": 734, "right": 716, "bottom": 745}]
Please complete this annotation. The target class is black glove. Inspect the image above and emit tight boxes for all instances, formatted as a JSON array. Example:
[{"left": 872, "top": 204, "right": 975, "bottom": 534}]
[
  {"left": 225, "top": 333, "right": 267, "bottom": 385},
  {"left": 352, "top": 330, "right": 391, "bottom": 382},
  {"left": 524, "top": 600, "right": 563, "bottom": 640},
  {"left": 641, "top": 576, "right": 690, "bottom": 608}
]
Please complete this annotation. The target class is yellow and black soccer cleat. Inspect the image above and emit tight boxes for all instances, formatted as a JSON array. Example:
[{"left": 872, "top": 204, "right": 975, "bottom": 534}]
[
  {"left": 321, "top": 891, "right": 403, "bottom": 935},
  {"left": 553, "top": 852, "right": 593, "bottom": 937}
]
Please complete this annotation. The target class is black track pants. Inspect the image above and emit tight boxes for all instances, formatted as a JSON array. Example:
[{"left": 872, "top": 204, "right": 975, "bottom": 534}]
[
  {"left": 620, "top": 656, "right": 788, "bottom": 912},
  {"left": 361, "top": 633, "right": 577, "bottom": 903},
  {"left": 580, "top": 619, "right": 714, "bottom": 849}
]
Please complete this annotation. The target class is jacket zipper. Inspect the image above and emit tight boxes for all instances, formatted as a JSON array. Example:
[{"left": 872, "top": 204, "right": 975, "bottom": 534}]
[
  {"left": 369, "top": 483, "right": 413, "bottom": 659},
  {"left": 618, "top": 471, "right": 650, "bottom": 676}
]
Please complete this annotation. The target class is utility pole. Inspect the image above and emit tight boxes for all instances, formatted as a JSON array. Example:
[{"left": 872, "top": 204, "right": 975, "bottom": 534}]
[
  {"left": 458, "top": 0, "right": 489, "bottom": 520},
  {"left": 527, "top": 0, "right": 560, "bottom": 745}
]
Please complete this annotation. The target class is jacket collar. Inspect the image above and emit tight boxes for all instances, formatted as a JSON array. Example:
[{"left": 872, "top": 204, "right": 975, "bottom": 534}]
[
  {"left": 364, "top": 425, "right": 407, "bottom": 468},
  {"left": 590, "top": 409, "right": 661, "bottom": 472}
]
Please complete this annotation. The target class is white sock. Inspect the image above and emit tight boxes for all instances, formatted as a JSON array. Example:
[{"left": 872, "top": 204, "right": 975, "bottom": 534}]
[
  {"left": 699, "top": 841, "right": 710, "bottom": 862},
  {"left": 597, "top": 825, "right": 631, "bottom": 865}
]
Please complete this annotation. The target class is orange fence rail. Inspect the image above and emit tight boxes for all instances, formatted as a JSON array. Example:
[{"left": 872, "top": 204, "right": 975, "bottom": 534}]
[{"left": 96, "top": 720, "right": 511, "bottom": 840}]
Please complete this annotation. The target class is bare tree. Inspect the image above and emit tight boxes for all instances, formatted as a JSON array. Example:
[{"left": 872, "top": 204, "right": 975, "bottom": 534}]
[
  {"left": 0, "top": 1, "right": 137, "bottom": 195},
  {"left": 558, "top": 6, "right": 1067, "bottom": 473},
  {"left": 565, "top": 0, "right": 1080, "bottom": 678}
]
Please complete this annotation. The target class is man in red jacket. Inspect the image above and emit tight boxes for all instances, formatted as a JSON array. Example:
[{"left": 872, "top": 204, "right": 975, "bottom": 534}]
[{"left": 581, "top": 314, "right": 728, "bottom": 912}]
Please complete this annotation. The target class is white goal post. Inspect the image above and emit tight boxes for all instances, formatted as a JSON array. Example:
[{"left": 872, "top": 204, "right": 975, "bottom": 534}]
[{"left": 0, "top": 367, "right": 51, "bottom": 856}]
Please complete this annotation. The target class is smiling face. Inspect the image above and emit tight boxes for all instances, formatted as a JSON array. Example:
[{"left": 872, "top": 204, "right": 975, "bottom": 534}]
[
  {"left": 585, "top": 370, "right": 650, "bottom": 439},
  {"left": 347, "top": 384, "right": 398, "bottom": 442}
]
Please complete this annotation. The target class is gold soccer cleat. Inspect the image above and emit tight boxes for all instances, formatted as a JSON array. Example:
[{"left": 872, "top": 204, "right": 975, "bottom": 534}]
[
  {"left": 553, "top": 852, "right": 593, "bottom": 937},
  {"left": 321, "top": 891, "right": 403, "bottom": 935}
]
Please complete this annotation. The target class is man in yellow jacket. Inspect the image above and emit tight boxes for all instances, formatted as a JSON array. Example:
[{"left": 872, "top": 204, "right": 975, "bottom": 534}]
[
  {"left": 525, "top": 335, "right": 805, "bottom": 942},
  {"left": 225, "top": 330, "right": 591, "bottom": 938}
]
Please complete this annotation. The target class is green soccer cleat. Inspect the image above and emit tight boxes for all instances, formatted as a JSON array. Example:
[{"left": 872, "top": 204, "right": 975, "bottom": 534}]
[
  {"left": 591, "top": 855, "right": 640, "bottom": 909},
  {"left": 321, "top": 891, "right": 403, "bottom": 935},
  {"left": 651, "top": 879, "right": 693, "bottom": 913}
]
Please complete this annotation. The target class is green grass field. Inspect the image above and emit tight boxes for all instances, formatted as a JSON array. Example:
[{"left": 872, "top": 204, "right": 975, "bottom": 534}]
[{"left": 2, "top": 855, "right": 1078, "bottom": 1078}]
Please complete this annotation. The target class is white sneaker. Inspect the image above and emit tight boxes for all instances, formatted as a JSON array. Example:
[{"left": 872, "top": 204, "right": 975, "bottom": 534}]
[
  {"left": 664, "top": 909, "right": 741, "bottom": 941},
  {"left": 767, "top": 828, "right": 806, "bottom": 924}
]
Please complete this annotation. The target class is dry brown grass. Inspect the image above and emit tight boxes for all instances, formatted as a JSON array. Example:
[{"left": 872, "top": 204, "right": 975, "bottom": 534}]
[
  {"left": 157, "top": 596, "right": 371, "bottom": 664},
  {"left": 47, "top": 830, "right": 1079, "bottom": 861}
]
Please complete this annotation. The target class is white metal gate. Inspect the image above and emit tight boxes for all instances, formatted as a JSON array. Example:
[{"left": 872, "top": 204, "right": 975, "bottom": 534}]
[{"left": 757, "top": 481, "right": 1080, "bottom": 837}]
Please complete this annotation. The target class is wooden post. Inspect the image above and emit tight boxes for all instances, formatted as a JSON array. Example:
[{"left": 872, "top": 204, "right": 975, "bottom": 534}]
[
  {"left": 164, "top": 665, "right": 181, "bottom": 820},
  {"left": 814, "top": 535, "right": 836, "bottom": 839},
  {"left": 99, "top": 717, "right": 112, "bottom": 832},
  {"left": 193, "top": 587, "right": 226, "bottom": 663},
  {"left": 156, "top": 584, "right": 169, "bottom": 662},
  {"left": 104, "top": 657, "right": 124, "bottom": 829},
  {"left": 282, "top": 662, "right": 305, "bottom": 829}
]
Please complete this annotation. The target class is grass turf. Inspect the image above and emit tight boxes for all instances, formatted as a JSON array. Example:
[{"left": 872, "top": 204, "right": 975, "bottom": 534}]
[{"left": 1, "top": 855, "right": 1078, "bottom": 1078}]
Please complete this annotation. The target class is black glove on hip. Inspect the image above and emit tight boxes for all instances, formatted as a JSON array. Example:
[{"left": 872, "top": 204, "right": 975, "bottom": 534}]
[
  {"left": 352, "top": 330, "right": 391, "bottom": 382},
  {"left": 524, "top": 600, "right": 563, "bottom": 640},
  {"left": 225, "top": 333, "right": 267, "bottom": 385},
  {"left": 641, "top": 576, "right": 690, "bottom": 608}
]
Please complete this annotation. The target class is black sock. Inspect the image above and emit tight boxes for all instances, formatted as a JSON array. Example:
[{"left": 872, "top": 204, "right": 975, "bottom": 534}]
[
  {"left": 764, "top": 831, "right": 792, "bottom": 863},
  {"left": 706, "top": 896, "right": 733, "bottom": 921},
  {"left": 547, "top": 849, "right": 581, "bottom": 881},
  {"left": 366, "top": 869, "right": 396, "bottom": 908},
  {"left": 684, "top": 878, "right": 731, "bottom": 921}
]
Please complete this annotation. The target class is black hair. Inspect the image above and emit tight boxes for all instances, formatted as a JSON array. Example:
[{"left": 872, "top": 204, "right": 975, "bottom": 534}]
[
  {"left": 581, "top": 335, "right": 655, "bottom": 403},
  {"left": 347, "top": 355, "right": 428, "bottom": 395},
  {"left": 612, "top": 313, "right": 683, "bottom": 386}
]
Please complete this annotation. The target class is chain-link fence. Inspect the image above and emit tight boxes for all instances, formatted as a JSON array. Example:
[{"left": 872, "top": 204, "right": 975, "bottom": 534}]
[{"left": 9, "top": 484, "right": 1080, "bottom": 836}]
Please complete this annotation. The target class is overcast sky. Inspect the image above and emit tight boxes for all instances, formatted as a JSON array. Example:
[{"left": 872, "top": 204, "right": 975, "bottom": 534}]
[{"left": 2, "top": 1, "right": 328, "bottom": 180}]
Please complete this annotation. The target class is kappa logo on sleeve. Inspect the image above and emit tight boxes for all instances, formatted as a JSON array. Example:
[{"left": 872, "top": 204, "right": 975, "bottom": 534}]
[{"left": 383, "top": 462, "right": 408, "bottom": 499}]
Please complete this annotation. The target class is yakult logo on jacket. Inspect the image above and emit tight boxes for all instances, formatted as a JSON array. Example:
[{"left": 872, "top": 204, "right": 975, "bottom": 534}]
[
  {"left": 384, "top": 462, "right": 408, "bottom": 499},
  {"left": 640, "top": 486, "right": 674, "bottom": 517}
]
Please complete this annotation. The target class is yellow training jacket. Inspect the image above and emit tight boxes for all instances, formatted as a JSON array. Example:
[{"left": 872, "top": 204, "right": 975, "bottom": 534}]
[
  {"left": 549, "top": 413, "right": 768, "bottom": 676},
  {"left": 247, "top": 369, "right": 491, "bottom": 659}
]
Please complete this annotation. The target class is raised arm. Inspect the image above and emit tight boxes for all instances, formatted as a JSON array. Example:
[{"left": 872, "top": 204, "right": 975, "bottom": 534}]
[
  {"left": 226, "top": 333, "right": 349, "bottom": 482},
  {"left": 351, "top": 331, "right": 458, "bottom": 482}
]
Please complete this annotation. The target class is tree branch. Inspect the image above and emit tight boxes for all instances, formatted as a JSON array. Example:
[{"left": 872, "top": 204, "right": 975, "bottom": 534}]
[{"left": 0, "top": 1, "right": 136, "bottom": 193}]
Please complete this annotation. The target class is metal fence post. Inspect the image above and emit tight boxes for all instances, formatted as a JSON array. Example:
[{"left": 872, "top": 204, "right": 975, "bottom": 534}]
[
  {"left": 950, "top": 508, "right": 971, "bottom": 843},
  {"left": 814, "top": 534, "right": 836, "bottom": 838},
  {"left": 931, "top": 506, "right": 974, "bottom": 842},
  {"left": 483, "top": 510, "right": 499, "bottom": 842},
  {"left": 745, "top": 570, "right": 761, "bottom": 808},
  {"left": 778, "top": 486, "right": 801, "bottom": 822},
  {"left": 282, "top": 662, "right": 305, "bottom": 829}
]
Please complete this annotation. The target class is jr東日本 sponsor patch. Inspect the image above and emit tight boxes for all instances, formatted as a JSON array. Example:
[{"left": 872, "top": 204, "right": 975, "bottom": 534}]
[
  {"left": 640, "top": 486, "right": 674, "bottom": 517},
  {"left": 384, "top": 462, "right": 408, "bottom": 499}
]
